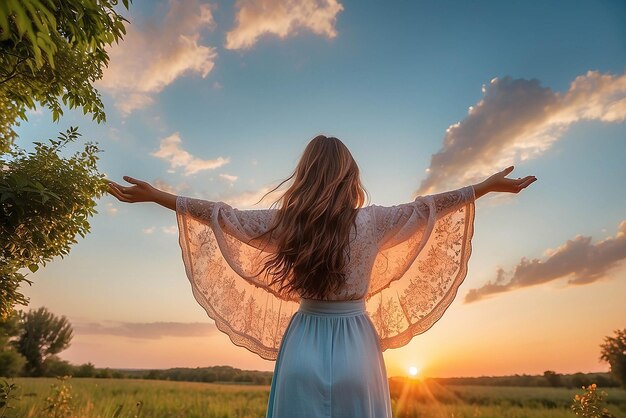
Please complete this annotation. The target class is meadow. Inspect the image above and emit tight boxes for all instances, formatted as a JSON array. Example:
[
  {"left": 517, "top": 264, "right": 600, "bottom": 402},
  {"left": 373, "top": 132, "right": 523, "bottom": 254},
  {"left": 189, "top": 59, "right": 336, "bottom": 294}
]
[{"left": 5, "top": 377, "right": 626, "bottom": 418}]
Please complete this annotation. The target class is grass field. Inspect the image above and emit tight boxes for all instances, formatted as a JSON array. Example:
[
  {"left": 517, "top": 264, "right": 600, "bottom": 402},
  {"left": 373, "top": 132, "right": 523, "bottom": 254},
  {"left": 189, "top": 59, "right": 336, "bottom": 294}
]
[{"left": 5, "top": 377, "right": 626, "bottom": 417}]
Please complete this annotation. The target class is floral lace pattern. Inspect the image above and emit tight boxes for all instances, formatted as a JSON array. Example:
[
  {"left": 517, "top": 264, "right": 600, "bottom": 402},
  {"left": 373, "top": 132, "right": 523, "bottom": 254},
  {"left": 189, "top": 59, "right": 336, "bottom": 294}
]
[{"left": 175, "top": 185, "right": 475, "bottom": 360}]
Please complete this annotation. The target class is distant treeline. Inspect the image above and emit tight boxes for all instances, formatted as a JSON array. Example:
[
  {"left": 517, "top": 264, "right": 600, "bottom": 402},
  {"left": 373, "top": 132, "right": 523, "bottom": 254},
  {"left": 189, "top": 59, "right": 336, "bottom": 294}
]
[
  {"left": 46, "top": 363, "right": 274, "bottom": 385},
  {"left": 120, "top": 365, "right": 274, "bottom": 385},
  {"left": 428, "top": 371, "right": 621, "bottom": 388},
  {"left": 34, "top": 360, "right": 621, "bottom": 389}
]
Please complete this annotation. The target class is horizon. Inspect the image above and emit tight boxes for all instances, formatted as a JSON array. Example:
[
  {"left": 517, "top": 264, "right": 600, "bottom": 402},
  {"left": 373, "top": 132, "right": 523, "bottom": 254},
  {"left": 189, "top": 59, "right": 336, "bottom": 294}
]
[
  {"left": 80, "top": 364, "right": 614, "bottom": 381},
  {"left": 14, "top": 0, "right": 626, "bottom": 379}
]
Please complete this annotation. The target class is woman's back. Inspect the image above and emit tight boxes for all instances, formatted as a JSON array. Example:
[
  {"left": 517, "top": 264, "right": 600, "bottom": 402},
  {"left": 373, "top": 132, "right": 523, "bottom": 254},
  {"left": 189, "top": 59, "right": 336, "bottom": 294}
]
[{"left": 175, "top": 184, "right": 475, "bottom": 359}]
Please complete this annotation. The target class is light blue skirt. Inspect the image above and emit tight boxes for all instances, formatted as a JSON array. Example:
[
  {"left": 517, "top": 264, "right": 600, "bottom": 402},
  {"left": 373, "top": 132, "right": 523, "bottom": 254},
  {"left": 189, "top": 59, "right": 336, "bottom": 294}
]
[{"left": 266, "top": 298, "right": 392, "bottom": 418}]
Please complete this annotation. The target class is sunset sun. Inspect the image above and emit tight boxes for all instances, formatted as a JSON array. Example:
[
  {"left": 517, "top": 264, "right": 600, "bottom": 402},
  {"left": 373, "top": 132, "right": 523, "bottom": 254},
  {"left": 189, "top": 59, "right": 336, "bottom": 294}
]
[{"left": 407, "top": 366, "right": 420, "bottom": 378}]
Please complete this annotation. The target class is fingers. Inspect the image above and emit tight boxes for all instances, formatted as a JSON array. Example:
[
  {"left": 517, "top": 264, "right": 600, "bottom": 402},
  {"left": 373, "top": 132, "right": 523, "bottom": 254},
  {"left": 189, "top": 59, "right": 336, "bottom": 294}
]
[
  {"left": 519, "top": 176, "right": 537, "bottom": 188},
  {"left": 123, "top": 176, "right": 144, "bottom": 186},
  {"left": 502, "top": 165, "right": 514, "bottom": 176},
  {"left": 107, "top": 181, "right": 133, "bottom": 202},
  {"left": 512, "top": 176, "right": 537, "bottom": 193}
]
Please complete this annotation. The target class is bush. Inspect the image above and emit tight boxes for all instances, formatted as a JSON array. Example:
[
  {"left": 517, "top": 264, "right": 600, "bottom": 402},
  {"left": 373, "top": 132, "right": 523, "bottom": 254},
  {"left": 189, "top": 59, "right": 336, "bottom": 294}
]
[
  {"left": 0, "top": 350, "right": 25, "bottom": 377},
  {"left": 571, "top": 383, "right": 615, "bottom": 418},
  {"left": 43, "top": 356, "right": 73, "bottom": 378}
]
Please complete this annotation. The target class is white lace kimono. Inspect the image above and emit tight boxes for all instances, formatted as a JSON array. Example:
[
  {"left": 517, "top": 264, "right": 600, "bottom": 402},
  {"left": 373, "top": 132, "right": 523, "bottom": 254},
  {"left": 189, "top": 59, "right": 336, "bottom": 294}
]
[{"left": 175, "top": 185, "right": 475, "bottom": 360}]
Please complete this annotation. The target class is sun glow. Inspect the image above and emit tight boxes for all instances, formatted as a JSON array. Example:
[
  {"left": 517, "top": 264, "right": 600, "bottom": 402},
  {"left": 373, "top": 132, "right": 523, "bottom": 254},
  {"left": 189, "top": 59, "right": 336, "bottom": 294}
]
[{"left": 408, "top": 366, "right": 420, "bottom": 377}]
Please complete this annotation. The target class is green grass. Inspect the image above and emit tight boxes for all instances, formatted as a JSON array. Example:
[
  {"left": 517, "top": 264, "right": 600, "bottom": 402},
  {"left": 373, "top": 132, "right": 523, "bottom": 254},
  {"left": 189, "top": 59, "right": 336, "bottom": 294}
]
[{"left": 4, "top": 377, "right": 625, "bottom": 418}]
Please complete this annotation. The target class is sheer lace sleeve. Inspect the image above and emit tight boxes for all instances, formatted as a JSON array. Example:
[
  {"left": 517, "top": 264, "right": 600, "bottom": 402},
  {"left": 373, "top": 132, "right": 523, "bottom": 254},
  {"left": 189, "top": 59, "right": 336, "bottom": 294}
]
[
  {"left": 176, "top": 196, "right": 299, "bottom": 361},
  {"left": 365, "top": 185, "right": 476, "bottom": 351}
]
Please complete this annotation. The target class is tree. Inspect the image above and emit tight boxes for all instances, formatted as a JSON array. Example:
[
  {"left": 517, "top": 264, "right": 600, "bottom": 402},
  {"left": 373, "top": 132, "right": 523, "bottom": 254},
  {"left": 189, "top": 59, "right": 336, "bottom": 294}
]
[
  {"left": 600, "top": 329, "right": 626, "bottom": 388},
  {"left": 543, "top": 370, "right": 562, "bottom": 387},
  {"left": 0, "top": 310, "right": 25, "bottom": 376},
  {"left": 43, "top": 355, "right": 73, "bottom": 377},
  {"left": 0, "top": 310, "right": 20, "bottom": 350},
  {"left": 1, "top": 128, "right": 107, "bottom": 317},
  {"left": 16, "top": 307, "right": 73, "bottom": 376},
  {"left": 0, "top": 350, "right": 25, "bottom": 377},
  {"left": 0, "top": 0, "right": 130, "bottom": 150},
  {"left": 0, "top": 0, "right": 131, "bottom": 318},
  {"left": 74, "top": 362, "right": 95, "bottom": 378}
]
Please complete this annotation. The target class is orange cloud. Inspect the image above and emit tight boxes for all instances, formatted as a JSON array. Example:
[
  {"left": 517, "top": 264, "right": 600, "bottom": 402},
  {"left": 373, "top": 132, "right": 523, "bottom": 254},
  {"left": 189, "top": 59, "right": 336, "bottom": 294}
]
[
  {"left": 226, "top": 0, "right": 344, "bottom": 50},
  {"left": 218, "top": 183, "right": 283, "bottom": 208},
  {"left": 98, "top": 0, "right": 217, "bottom": 115},
  {"left": 74, "top": 321, "right": 216, "bottom": 339},
  {"left": 416, "top": 70, "right": 626, "bottom": 196},
  {"left": 465, "top": 221, "right": 626, "bottom": 303}
]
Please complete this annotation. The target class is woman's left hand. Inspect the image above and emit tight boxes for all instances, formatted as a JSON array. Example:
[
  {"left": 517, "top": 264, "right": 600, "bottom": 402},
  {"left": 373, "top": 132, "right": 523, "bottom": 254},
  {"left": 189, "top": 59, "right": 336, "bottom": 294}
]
[{"left": 484, "top": 166, "right": 537, "bottom": 194}]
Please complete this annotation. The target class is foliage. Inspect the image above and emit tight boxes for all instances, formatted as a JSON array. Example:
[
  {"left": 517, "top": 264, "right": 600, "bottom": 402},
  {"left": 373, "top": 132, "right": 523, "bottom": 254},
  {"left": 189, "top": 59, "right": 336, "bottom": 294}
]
[
  {"left": 0, "top": 0, "right": 131, "bottom": 150},
  {"left": 42, "top": 376, "right": 73, "bottom": 418},
  {"left": 0, "top": 379, "right": 19, "bottom": 417},
  {"left": 544, "top": 370, "right": 563, "bottom": 387},
  {"left": 15, "top": 307, "right": 72, "bottom": 377},
  {"left": 0, "top": 0, "right": 130, "bottom": 320},
  {"left": 571, "top": 383, "right": 615, "bottom": 418},
  {"left": 432, "top": 372, "right": 620, "bottom": 389},
  {"left": 0, "top": 311, "right": 20, "bottom": 350},
  {"left": 73, "top": 362, "right": 95, "bottom": 378},
  {"left": 600, "top": 329, "right": 626, "bottom": 388},
  {"left": 0, "top": 351, "right": 25, "bottom": 378},
  {"left": 0, "top": 128, "right": 108, "bottom": 319},
  {"left": 0, "top": 311, "right": 25, "bottom": 377},
  {"left": 43, "top": 356, "right": 73, "bottom": 378}
]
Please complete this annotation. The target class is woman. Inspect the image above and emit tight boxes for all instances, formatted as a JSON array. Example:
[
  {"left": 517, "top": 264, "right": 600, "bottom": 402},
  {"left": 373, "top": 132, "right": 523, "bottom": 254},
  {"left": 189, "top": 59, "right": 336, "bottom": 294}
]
[{"left": 108, "top": 135, "right": 536, "bottom": 417}]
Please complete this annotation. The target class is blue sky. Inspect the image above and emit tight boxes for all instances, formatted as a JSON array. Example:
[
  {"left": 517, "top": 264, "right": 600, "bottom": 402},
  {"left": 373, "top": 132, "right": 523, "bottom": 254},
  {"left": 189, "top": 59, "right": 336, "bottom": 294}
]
[{"left": 14, "top": 0, "right": 626, "bottom": 377}]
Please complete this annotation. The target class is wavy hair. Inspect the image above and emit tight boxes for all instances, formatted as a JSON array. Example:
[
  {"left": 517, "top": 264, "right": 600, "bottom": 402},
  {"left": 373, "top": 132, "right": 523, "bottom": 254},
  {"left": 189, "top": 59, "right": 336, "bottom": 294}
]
[{"left": 252, "top": 135, "right": 369, "bottom": 300}]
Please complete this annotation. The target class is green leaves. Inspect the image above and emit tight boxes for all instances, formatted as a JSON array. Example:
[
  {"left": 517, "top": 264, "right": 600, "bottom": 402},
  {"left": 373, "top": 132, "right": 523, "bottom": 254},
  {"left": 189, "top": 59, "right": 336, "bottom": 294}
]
[
  {"left": 16, "top": 307, "right": 73, "bottom": 377},
  {"left": 1, "top": 127, "right": 106, "bottom": 319},
  {"left": 0, "top": 1, "right": 132, "bottom": 316},
  {"left": 0, "top": 0, "right": 132, "bottom": 149}
]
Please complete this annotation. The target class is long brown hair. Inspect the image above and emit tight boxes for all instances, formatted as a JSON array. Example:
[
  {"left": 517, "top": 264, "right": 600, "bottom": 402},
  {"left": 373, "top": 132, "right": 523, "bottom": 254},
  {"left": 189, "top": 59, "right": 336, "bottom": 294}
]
[{"left": 252, "top": 135, "right": 369, "bottom": 300}]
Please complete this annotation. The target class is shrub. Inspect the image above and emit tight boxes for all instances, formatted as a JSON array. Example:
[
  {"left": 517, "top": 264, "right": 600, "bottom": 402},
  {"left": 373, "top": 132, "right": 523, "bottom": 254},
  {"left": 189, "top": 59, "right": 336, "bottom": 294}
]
[{"left": 571, "top": 383, "right": 615, "bottom": 418}]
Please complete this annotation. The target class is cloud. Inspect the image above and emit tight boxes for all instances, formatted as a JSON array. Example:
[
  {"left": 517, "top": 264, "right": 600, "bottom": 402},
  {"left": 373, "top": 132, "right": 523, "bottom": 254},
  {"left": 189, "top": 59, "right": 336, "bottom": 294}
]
[
  {"left": 219, "top": 173, "right": 238, "bottom": 183},
  {"left": 151, "top": 133, "right": 229, "bottom": 176},
  {"left": 465, "top": 221, "right": 626, "bottom": 303},
  {"left": 142, "top": 227, "right": 156, "bottom": 234},
  {"left": 220, "top": 183, "right": 282, "bottom": 208},
  {"left": 153, "top": 179, "right": 191, "bottom": 195},
  {"left": 74, "top": 321, "right": 216, "bottom": 339},
  {"left": 105, "top": 202, "right": 118, "bottom": 215},
  {"left": 416, "top": 70, "right": 626, "bottom": 196},
  {"left": 161, "top": 225, "right": 178, "bottom": 235},
  {"left": 225, "top": 0, "right": 344, "bottom": 50},
  {"left": 97, "top": 0, "right": 217, "bottom": 115}
]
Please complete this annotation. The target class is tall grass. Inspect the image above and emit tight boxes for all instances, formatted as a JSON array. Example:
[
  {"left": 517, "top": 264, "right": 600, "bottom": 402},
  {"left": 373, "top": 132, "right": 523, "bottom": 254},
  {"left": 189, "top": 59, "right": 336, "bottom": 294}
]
[{"left": 3, "top": 377, "right": 625, "bottom": 417}]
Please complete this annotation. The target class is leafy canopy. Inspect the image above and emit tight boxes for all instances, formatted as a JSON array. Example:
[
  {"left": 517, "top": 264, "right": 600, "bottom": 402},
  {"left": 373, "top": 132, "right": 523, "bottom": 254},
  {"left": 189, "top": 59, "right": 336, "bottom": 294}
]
[
  {"left": 0, "top": 0, "right": 131, "bottom": 318},
  {"left": 0, "top": 0, "right": 130, "bottom": 150},
  {"left": 600, "top": 329, "right": 626, "bottom": 388},
  {"left": 16, "top": 307, "right": 73, "bottom": 376},
  {"left": 0, "top": 128, "right": 108, "bottom": 318}
]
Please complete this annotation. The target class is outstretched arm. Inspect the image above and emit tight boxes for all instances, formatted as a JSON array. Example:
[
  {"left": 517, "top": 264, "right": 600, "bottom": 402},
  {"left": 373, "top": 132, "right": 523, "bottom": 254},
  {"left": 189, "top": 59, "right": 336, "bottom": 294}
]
[
  {"left": 471, "top": 166, "right": 537, "bottom": 199},
  {"left": 372, "top": 165, "right": 537, "bottom": 249},
  {"left": 107, "top": 176, "right": 177, "bottom": 211}
]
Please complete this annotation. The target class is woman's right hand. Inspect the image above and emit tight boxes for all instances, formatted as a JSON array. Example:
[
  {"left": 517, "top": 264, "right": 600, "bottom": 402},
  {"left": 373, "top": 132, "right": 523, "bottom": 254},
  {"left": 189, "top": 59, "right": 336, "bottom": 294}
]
[
  {"left": 482, "top": 166, "right": 537, "bottom": 195},
  {"left": 107, "top": 176, "right": 157, "bottom": 203}
]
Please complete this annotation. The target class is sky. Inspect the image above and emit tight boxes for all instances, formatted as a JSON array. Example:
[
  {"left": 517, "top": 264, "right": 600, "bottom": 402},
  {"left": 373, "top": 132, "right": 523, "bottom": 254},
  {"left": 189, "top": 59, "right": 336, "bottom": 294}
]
[{"left": 14, "top": 0, "right": 626, "bottom": 378}]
